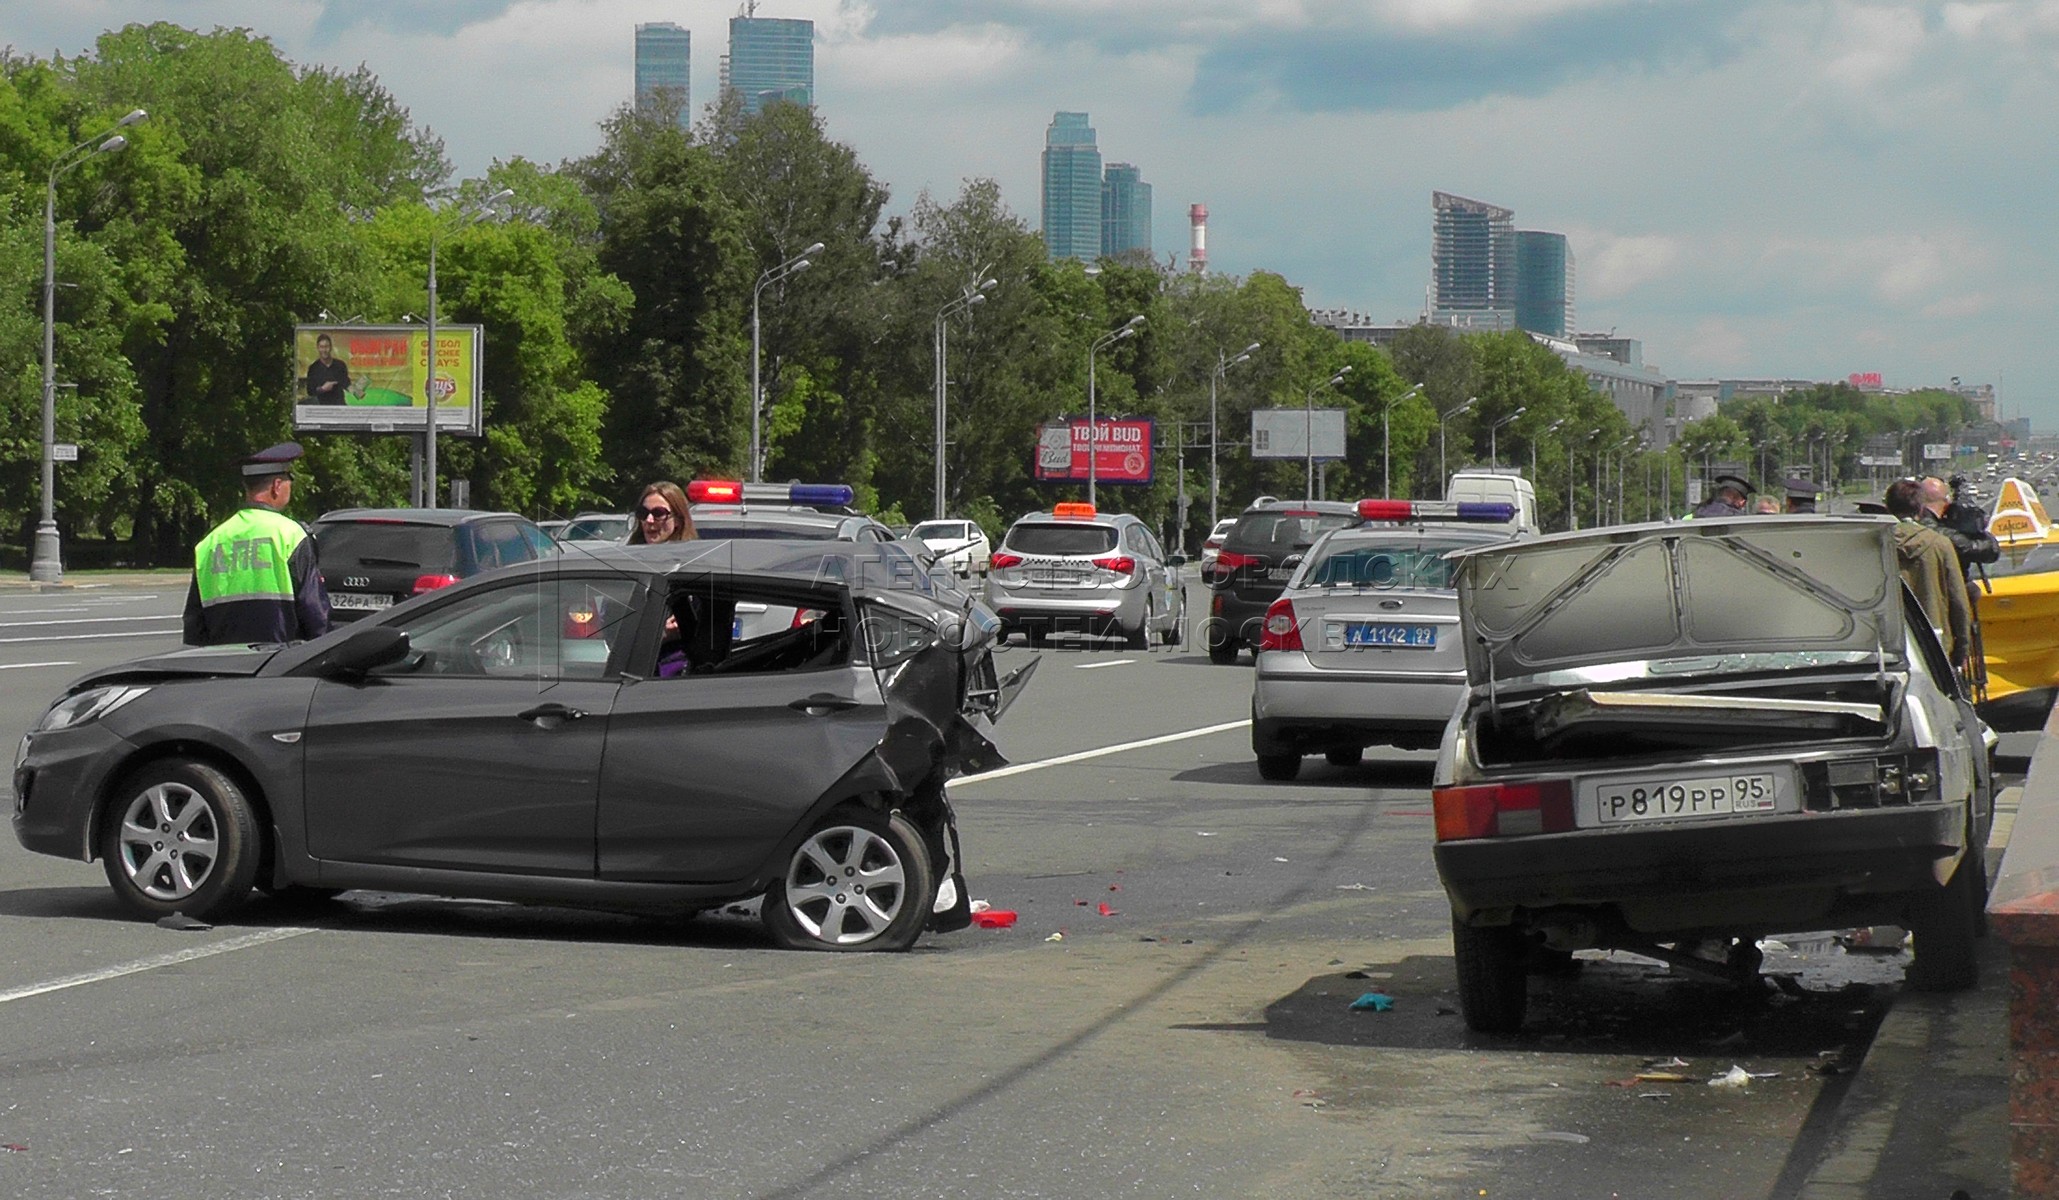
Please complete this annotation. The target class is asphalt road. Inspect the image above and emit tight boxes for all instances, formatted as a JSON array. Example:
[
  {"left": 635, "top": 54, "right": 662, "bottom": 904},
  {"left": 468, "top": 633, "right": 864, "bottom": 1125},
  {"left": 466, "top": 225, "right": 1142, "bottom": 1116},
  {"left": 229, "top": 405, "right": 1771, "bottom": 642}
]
[{"left": 0, "top": 582, "right": 1925, "bottom": 1199}]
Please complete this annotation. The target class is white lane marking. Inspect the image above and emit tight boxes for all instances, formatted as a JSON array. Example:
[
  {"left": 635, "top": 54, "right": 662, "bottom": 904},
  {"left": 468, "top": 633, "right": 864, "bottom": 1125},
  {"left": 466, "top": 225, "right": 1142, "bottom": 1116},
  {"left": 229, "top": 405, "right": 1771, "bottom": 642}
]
[
  {"left": 0, "top": 607, "right": 91, "bottom": 615},
  {"left": 951, "top": 718, "right": 1251, "bottom": 785},
  {"left": 1074, "top": 659, "right": 1136, "bottom": 670},
  {"left": 0, "top": 630, "right": 185, "bottom": 645},
  {"left": 0, "top": 927, "right": 315, "bottom": 1006},
  {"left": 0, "top": 615, "right": 182, "bottom": 628},
  {"left": 0, "top": 661, "right": 77, "bottom": 670}
]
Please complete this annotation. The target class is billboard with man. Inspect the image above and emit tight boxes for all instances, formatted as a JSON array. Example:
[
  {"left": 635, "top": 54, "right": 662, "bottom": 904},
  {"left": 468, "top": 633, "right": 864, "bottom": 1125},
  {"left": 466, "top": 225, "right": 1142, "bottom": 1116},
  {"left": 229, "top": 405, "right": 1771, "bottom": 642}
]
[{"left": 292, "top": 324, "right": 483, "bottom": 434}]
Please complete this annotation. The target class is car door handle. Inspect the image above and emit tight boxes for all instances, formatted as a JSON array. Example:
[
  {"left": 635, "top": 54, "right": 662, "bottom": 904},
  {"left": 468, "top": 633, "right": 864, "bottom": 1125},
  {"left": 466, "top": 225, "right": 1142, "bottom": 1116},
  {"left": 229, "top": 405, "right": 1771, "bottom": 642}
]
[
  {"left": 517, "top": 702, "right": 587, "bottom": 725},
  {"left": 788, "top": 693, "right": 860, "bottom": 715}
]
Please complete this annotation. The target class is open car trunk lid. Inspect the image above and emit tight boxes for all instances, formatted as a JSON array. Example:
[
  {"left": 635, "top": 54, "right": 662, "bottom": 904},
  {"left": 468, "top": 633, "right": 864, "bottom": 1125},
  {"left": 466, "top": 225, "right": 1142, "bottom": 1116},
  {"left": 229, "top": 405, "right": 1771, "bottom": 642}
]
[{"left": 1449, "top": 516, "right": 1906, "bottom": 690}]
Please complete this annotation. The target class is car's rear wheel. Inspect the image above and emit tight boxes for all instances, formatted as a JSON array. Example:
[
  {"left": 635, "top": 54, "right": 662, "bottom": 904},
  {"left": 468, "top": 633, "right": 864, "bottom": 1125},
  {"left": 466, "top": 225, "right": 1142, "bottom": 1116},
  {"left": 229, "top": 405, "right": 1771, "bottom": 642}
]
[
  {"left": 1207, "top": 627, "right": 1239, "bottom": 664},
  {"left": 100, "top": 760, "right": 262, "bottom": 922},
  {"left": 1256, "top": 752, "right": 1301, "bottom": 781},
  {"left": 1905, "top": 846, "right": 1982, "bottom": 992},
  {"left": 1325, "top": 747, "right": 1364, "bottom": 768},
  {"left": 763, "top": 809, "right": 933, "bottom": 952},
  {"left": 1453, "top": 918, "right": 1528, "bottom": 1033},
  {"left": 1124, "top": 603, "right": 1152, "bottom": 651}
]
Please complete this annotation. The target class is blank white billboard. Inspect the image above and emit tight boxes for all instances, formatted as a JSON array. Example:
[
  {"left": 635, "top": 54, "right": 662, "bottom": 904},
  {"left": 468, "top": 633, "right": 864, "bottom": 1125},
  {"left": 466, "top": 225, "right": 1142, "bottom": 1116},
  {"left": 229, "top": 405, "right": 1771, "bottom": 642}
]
[{"left": 1251, "top": 408, "right": 1346, "bottom": 460}]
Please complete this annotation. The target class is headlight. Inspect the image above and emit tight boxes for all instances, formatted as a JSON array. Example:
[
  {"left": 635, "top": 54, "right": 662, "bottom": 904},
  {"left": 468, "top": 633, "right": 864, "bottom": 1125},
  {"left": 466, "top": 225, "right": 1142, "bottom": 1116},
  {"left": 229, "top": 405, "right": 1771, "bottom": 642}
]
[{"left": 37, "top": 684, "right": 151, "bottom": 733}]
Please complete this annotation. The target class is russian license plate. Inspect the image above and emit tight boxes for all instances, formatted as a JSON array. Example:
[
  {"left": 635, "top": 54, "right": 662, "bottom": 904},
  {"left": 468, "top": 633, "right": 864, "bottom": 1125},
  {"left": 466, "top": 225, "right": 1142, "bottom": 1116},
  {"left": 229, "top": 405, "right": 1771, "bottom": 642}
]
[
  {"left": 1268, "top": 567, "right": 1296, "bottom": 581},
  {"left": 1593, "top": 772, "right": 1781, "bottom": 824},
  {"left": 1343, "top": 621, "right": 1436, "bottom": 648},
  {"left": 331, "top": 592, "right": 394, "bottom": 611},
  {"left": 1029, "top": 568, "right": 1083, "bottom": 585}
]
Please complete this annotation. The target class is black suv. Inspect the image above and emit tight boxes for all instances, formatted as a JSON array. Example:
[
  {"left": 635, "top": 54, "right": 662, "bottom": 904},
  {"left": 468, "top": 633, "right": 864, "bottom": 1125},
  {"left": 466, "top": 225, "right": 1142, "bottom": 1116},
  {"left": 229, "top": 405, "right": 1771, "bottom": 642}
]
[
  {"left": 311, "top": 508, "right": 558, "bottom": 622},
  {"left": 1202, "top": 499, "right": 1361, "bottom": 664}
]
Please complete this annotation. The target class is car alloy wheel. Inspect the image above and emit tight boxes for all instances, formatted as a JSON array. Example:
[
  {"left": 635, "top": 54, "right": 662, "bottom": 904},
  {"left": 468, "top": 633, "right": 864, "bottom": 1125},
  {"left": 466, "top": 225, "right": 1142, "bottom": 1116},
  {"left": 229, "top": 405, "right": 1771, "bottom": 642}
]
[
  {"left": 100, "top": 759, "right": 261, "bottom": 922},
  {"left": 764, "top": 809, "right": 934, "bottom": 951}
]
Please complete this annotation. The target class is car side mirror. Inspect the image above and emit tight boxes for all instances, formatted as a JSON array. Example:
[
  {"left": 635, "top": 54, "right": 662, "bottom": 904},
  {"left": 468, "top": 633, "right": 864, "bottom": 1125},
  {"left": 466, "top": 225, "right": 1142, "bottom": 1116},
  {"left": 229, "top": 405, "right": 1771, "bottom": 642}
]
[{"left": 289, "top": 624, "right": 411, "bottom": 678}]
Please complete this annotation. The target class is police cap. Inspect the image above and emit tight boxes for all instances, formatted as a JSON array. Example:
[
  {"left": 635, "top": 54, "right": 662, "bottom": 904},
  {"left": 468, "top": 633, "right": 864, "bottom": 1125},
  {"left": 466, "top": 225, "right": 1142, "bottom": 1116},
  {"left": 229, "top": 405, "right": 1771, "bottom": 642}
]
[
  {"left": 1783, "top": 476, "right": 1820, "bottom": 501},
  {"left": 239, "top": 442, "right": 304, "bottom": 478},
  {"left": 1711, "top": 473, "right": 1753, "bottom": 497}
]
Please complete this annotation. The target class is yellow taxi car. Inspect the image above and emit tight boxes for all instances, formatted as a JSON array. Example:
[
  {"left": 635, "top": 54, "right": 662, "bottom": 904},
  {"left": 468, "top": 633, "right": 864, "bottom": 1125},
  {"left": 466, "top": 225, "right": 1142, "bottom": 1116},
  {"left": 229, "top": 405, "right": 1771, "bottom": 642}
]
[{"left": 1976, "top": 476, "right": 2059, "bottom": 720}]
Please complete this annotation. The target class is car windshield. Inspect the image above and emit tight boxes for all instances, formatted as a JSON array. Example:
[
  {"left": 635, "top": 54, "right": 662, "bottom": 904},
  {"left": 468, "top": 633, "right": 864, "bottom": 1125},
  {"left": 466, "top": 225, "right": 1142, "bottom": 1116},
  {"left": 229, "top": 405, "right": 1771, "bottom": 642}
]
[
  {"left": 693, "top": 519, "right": 842, "bottom": 540},
  {"left": 1226, "top": 510, "right": 1356, "bottom": 554},
  {"left": 911, "top": 521, "right": 968, "bottom": 540},
  {"left": 313, "top": 522, "right": 455, "bottom": 572},
  {"left": 1985, "top": 541, "right": 2059, "bottom": 578},
  {"left": 561, "top": 515, "right": 630, "bottom": 541},
  {"left": 1006, "top": 523, "right": 1118, "bottom": 555},
  {"left": 1302, "top": 538, "right": 1478, "bottom": 590}
]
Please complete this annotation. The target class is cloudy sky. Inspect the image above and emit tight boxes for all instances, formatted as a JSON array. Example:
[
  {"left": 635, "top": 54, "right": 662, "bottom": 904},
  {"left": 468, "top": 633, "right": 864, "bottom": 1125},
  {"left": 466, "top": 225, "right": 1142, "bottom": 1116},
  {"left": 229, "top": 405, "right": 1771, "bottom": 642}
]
[{"left": 10, "top": 1, "right": 2058, "bottom": 425}]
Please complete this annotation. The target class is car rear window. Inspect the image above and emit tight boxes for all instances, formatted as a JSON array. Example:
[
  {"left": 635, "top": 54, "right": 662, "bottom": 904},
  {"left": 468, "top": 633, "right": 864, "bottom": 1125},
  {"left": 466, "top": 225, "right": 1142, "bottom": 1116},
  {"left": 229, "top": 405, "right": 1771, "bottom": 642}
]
[
  {"left": 1304, "top": 538, "right": 1478, "bottom": 590},
  {"left": 1005, "top": 523, "right": 1119, "bottom": 555},
  {"left": 561, "top": 515, "right": 630, "bottom": 541},
  {"left": 312, "top": 522, "right": 457, "bottom": 572},
  {"left": 911, "top": 521, "right": 968, "bottom": 540},
  {"left": 1225, "top": 511, "right": 1356, "bottom": 554}
]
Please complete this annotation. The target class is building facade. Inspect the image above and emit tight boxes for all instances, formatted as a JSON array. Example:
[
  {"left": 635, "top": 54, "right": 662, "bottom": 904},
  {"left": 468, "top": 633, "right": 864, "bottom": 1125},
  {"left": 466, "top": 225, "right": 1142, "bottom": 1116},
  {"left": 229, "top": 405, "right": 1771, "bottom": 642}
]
[
  {"left": 634, "top": 22, "right": 692, "bottom": 126},
  {"left": 1514, "top": 230, "right": 1574, "bottom": 338},
  {"left": 1431, "top": 192, "right": 1515, "bottom": 325},
  {"left": 1101, "top": 163, "right": 1151, "bottom": 259},
  {"left": 1042, "top": 112, "right": 1102, "bottom": 262},
  {"left": 727, "top": 16, "right": 813, "bottom": 113}
]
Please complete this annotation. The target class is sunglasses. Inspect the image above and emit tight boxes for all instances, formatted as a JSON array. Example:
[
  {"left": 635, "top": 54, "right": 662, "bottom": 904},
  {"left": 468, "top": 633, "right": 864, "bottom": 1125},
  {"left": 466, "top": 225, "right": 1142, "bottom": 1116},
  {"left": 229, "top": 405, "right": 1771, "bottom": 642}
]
[{"left": 639, "top": 507, "right": 675, "bottom": 521}]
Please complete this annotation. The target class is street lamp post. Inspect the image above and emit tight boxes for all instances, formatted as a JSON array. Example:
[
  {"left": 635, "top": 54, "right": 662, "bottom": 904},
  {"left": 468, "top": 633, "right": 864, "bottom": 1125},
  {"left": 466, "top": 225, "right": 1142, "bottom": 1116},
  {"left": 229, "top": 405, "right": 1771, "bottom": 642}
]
[
  {"left": 933, "top": 277, "right": 995, "bottom": 519},
  {"left": 1209, "top": 342, "right": 1260, "bottom": 529},
  {"left": 422, "top": 187, "right": 512, "bottom": 508},
  {"left": 1577, "top": 427, "right": 1600, "bottom": 530},
  {"left": 1304, "top": 367, "right": 1351, "bottom": 502},
  {"left": 751, "top": 240, "right": 824, "bottom": 482},
  {"left": 1489, "top": 406, "right": 1527, "bottom": 469},
  {"left": 33, "top": 107, "right": 145, "bottom": 584},
  {"left": 1382, "top": 383, "right": 1420, "bottom": 499},
  {"left": 1535, "top": 418, "right": 1564, "bottom": 485},
  {"left": 1439, "top": 396, "right": 1476, "bottom": 496},
  {"left": 1087, "top": 315, "right": 1145, "bottom": 505}
]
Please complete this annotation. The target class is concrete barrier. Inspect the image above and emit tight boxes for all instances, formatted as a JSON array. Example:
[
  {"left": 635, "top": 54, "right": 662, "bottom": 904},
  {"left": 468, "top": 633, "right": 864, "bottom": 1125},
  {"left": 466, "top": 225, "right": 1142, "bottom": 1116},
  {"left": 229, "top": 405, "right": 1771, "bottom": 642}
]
[{"left": 1987, "top": 702, "right": 2059, "bottom": 1197}]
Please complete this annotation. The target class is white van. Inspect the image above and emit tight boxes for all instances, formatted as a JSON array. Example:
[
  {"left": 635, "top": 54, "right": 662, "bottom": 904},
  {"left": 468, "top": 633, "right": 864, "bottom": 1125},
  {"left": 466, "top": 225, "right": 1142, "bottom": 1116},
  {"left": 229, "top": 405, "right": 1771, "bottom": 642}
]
[{"left": 1445, "top": 469, "right": 1539, "bottom": 535}]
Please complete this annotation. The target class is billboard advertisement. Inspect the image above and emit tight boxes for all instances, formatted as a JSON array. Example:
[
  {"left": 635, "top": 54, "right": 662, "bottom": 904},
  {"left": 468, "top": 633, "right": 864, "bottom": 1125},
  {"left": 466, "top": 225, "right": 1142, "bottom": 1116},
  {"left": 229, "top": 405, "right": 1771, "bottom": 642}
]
[
  {"left": 293, "top": 324, "right": 484, "bottom": 434},
  {"left": 1250, "top": 408, "right": 1346, "bottom": 460},
  {"left": 1034, "top": 418, "right": 1155, "bottom": 484}
]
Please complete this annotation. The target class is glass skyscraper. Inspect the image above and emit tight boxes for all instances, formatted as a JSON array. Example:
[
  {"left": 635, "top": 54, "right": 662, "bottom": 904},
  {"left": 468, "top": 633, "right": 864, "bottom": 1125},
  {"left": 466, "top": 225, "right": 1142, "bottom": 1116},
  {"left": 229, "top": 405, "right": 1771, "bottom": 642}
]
[
  {"left": 634, "top": 22, "right": 691, "bottom": 127},
  {"left": 1042, "top": 112, "right": 1102, "bottom": 262},
  {"left": 1432, "top": 191, "right": 1515, "bottom": 318},
  {"left": 727, "top": 16, "right": 814, "bottom": 114},
  {"left": 1101, "top": 163, "right": 1151, "bottom": 259},
  {"left": 1514, "top": 230, "right": 1575, "bottom": 338}
]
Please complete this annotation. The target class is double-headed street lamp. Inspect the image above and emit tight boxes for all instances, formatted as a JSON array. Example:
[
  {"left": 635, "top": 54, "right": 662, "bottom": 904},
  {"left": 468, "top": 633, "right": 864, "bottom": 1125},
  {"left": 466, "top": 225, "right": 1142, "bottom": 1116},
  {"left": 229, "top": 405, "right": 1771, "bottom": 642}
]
[
  {"left": 1535, "top": 418, "right": 1564, "bottom": 483},
  {"left": 1489, "top": 406, "right": 1527, "bottom": 469},
  {"left": 751, "top": 240, "right": 824, "bottom": 482},
  {"left": 1382, "top": 383, "right": 1421, "bottom": 499},
  {"left": 1304, "top": 366, "right": 1351, "bottom": 502},
  {"left": 1209, "top": 342, "right": 1260, "bottom": 528},
  {"left": 423, "top": 187, "right": 512, "bottom": 508},
  {"left": 1087, "top": 315, "right": 1145, "bottom": 505},
  {"left": 33, "top": 107, "right": 146, "bottom": 584},
  {"left": 1439, "top": 396, "right": 1476, "bottom": 496},
  {"left": 933, "top": 276, "right": 996, "bottom": 520}
]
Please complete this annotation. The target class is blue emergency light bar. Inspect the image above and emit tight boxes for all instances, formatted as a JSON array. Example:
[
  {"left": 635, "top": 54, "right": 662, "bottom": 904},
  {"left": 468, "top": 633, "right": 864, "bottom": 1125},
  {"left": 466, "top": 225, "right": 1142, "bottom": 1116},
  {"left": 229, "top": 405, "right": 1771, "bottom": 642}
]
[
  {"left": 1356, "top": 499, "right": 1517, "bottom": 523},
  {"left": 688, "top": 480, "right": 857, "bottom": 507}
]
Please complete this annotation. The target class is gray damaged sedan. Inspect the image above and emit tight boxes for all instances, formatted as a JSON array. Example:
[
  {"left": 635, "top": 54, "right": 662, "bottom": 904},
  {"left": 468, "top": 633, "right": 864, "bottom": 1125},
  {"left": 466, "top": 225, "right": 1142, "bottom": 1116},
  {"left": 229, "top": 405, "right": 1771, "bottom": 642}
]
[
  {"left": 12, "top": 541, "right": 1035, "bottom": 952},
  {"left": 1431, "top": 516, "right": 1993, "bottom": 1031}
]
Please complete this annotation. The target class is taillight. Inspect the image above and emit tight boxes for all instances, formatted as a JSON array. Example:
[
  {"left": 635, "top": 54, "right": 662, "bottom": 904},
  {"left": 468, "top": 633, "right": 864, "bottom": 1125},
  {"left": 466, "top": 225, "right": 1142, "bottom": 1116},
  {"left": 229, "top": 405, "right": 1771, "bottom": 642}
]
[
  {"left": 412, "top": 574, "right": 459, "bottom": 594},
  {"left": 790, "top": 608, "right": 824, "bottom": 628},
  {"left": 1216, "top": 550, "right": 1259, "bottom": 572},
  {"left": 1092, "top": 555, "right": 1136, "bottom": 574},
  {"left": 991, "top": 552, "right": 1025, "bottom": 569},
  {"left": 1432, "top": 780, "right": 1575, "bottom": 841},
  {"left": 1259, "top": 597, "right": 1302, "bottom": 651}
]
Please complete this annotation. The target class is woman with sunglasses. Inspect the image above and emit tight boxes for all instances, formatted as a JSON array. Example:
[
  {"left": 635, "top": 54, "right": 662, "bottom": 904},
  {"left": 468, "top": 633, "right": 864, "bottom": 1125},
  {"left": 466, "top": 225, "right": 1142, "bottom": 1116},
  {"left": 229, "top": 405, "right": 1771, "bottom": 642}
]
[{"left": 628, "top": 481, "right": 697, "bottom": 544}]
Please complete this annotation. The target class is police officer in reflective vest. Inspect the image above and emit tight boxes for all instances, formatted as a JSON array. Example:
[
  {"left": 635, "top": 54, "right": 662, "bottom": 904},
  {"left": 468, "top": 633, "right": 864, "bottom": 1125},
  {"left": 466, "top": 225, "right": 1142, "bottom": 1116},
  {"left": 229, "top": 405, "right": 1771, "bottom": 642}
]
[{"left": 182, "top": 442, "right": 332, "bottom": 645}]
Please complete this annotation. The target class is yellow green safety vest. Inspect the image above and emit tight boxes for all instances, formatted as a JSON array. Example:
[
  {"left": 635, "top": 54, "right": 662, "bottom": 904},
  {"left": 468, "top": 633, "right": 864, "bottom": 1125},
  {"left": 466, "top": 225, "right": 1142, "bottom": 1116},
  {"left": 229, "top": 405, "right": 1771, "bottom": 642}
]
[{"left": 193, "top": 507, "right": 306, "bottom": 607}]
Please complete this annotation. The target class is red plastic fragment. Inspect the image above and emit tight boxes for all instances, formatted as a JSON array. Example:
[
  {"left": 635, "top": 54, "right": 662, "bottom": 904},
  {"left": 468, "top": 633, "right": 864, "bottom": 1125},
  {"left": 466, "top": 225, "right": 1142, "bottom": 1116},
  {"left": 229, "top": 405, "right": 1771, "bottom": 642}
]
[
  {"left": 1097, "top": 902, "right": 1118, "bottom": 917},
  {"left": 970, "top": 910, "right": 1018, "bottom": 929}
]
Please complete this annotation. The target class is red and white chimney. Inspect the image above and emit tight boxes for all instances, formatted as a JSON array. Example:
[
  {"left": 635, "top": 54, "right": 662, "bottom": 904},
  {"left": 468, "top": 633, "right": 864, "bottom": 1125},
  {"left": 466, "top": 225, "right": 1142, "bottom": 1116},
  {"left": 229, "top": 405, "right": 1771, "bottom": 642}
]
[{"left": 1188, "top": 204, "right": 1208, "bottom": 273}]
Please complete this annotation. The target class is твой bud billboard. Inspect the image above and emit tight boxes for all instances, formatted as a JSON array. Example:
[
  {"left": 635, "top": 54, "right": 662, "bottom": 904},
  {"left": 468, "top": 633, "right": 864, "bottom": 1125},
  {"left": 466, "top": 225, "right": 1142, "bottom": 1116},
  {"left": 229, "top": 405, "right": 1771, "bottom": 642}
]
[
  {"left": 292, "top": 324, "right": 483, "bottom": 434},
  {"left": 1035, "top": 418, "right": 1155, "bottom": 484}
]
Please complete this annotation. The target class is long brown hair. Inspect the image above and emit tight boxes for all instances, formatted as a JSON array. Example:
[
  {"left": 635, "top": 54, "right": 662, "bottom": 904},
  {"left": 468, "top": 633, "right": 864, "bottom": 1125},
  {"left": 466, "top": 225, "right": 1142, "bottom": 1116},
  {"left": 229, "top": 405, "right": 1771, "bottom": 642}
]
[{"left": 628, "top": 481, "right": 696, "bottom": 543}]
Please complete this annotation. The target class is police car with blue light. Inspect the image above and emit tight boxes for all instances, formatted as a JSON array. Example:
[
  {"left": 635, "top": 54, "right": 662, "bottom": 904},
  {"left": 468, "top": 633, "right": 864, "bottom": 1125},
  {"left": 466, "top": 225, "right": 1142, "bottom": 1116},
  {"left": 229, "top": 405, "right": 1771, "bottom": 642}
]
[{"left": 1250, "top": 499, "right": 1524, "bottom": 780}]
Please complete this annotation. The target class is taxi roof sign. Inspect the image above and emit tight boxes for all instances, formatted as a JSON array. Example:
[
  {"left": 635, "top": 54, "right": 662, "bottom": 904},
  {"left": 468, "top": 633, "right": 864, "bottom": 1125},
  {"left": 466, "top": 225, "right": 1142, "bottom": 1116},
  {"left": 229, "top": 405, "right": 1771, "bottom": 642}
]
[{"left": 1052, "top": 502, "right": 1097, "bottom": 519}]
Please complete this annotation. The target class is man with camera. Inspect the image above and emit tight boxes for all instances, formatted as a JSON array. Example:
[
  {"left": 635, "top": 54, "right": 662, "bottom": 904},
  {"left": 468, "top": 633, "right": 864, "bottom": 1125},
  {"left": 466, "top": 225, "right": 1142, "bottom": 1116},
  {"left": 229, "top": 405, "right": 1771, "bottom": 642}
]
[{"left": 1921, "top": 474, "right": 1999, "bottom": 697}]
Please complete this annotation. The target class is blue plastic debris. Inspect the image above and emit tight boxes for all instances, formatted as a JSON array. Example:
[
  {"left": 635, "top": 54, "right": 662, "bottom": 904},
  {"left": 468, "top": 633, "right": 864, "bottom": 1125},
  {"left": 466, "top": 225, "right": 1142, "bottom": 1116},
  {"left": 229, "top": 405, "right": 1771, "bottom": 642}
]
[{"left": 1349, "top": 992, "right": 1395, "bottom": 1012}]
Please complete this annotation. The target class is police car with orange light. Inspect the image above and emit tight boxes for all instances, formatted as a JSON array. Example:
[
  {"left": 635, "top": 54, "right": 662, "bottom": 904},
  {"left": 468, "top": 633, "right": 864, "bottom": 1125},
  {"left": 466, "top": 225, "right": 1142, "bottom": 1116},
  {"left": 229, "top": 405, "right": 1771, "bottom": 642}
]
[
  {"left": 984, "top": 502, "right": 1185, "bottom": 649},
  {"left": 1250, "top": 499, "right": 1522, "bottom": 781}
]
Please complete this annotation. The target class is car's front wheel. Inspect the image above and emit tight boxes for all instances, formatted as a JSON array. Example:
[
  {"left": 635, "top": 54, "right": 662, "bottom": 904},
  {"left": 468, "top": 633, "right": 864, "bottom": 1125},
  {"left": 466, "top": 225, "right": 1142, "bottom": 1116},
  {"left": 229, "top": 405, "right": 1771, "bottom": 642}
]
[
  {"left": 100, "top": 760, "right": 262, "bottom": 922},
  {"left": 1453, "top": 917, "right": 1529, "bottom": 1033},
  {"left": 1256, "top": 751, "right": 1301, "bottom": 781},
  {"left": 763, "top": 809, "right": 934, "bottom": 952}
]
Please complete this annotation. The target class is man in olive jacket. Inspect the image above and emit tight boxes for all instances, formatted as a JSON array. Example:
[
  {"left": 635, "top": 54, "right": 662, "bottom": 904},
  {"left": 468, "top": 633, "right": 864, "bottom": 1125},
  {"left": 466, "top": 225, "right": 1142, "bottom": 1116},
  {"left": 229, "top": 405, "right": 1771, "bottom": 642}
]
[
  {"left": 1885, "top": 479, "right": 1971, "bottom": 669},
  {"left": 182, "top": 442, "right": 332, "bottom": 646}
]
